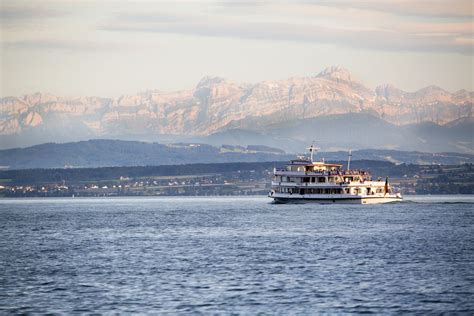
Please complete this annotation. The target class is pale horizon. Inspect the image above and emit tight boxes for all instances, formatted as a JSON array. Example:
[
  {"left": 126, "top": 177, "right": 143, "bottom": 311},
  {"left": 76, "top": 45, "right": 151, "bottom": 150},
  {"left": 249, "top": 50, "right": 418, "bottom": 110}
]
[{"left": 2, "top": 64, "right": 473, "bottom": 99}]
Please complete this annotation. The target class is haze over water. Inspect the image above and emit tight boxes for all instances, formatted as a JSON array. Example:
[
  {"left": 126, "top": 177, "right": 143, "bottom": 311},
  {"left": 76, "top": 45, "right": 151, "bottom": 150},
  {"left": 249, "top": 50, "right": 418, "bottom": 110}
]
[{"left": 1, "top": 196, "right": 473, "bottom": 313}]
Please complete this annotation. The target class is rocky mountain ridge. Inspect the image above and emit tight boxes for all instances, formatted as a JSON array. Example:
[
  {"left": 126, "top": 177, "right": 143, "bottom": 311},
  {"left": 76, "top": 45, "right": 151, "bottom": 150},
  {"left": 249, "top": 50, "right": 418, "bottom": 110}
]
[{"left": 1, "top": 66, "right": 472, "bottom": 140}]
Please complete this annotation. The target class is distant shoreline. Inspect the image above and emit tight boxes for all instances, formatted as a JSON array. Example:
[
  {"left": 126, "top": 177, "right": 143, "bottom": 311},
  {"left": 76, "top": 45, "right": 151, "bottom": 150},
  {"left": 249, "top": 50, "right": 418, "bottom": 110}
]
[{"left": 0, "top": 160, "right": 472, "bottom": 197}]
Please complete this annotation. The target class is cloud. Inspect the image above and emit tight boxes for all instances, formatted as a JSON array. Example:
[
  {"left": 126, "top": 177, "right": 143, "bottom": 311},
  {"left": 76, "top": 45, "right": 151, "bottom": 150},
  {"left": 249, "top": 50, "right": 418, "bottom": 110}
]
[
  {"left": 216, "top": 0, "right": 473, "bottom": 19},
  {"left": 2, "top": 39, "right": 126, "bottom": 52},
  {"left": 0, "top": 4, "right": 68, "bottom": 21},
  {"left": 103, "top": 12, "right": 473, "bottom": 55},
  {"left": 2, "top": 1, "right": 472, "bottom": 55},
  {"left": 311, "top": 0, "right": 473, "bottom": 19}
]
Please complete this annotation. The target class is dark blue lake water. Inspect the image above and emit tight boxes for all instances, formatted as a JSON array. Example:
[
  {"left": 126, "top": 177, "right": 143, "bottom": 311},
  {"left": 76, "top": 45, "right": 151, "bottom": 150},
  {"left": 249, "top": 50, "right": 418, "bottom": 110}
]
[{"left": 1, "top": 196, "right": 473, "bottom": 314}]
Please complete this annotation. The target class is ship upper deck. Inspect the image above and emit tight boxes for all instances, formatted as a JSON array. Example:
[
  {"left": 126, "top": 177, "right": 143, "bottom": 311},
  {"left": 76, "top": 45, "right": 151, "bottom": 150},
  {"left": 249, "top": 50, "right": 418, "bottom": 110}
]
[
  {"left": 278, "top": 145, "right": 370, "bottom": 177},
  {"left": 286, "top": 160, "right": 343, "bottom": 172},
  {"left": 274, "top": 160, "right": 370, "bottom": 178}
]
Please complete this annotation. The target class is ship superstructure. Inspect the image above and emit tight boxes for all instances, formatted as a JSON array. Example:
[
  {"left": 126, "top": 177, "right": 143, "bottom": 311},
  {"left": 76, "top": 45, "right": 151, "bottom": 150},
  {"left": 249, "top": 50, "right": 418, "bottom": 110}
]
[{"left": 269, "top": 145, "right": 402, "bottom": 204}]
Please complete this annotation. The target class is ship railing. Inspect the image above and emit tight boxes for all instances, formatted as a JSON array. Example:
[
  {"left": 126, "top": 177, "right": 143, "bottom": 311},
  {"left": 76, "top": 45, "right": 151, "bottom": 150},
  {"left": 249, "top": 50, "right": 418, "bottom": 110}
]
[
  {"left": 272, "top": 181, "right": 354, "bottom": 187},
  {"left": 273, "top": 178, "right": 378, "bottom": 184},
  {"left": 273, "top": 169, "right": 370, "bottom": 176}
]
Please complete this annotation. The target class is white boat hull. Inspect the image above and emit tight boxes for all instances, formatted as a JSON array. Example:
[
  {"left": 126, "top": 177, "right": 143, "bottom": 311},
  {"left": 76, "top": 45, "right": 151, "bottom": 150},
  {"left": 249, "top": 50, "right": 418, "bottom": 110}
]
[{"left": 270, "top": 193, "right": 402, "bottom": 204}]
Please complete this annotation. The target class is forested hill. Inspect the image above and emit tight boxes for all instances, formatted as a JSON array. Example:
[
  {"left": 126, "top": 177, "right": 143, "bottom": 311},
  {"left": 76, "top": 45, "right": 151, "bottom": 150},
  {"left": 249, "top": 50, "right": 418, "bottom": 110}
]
[
  {"left": 0, "top": 140, "right": 292, "bottom": 169},
  {"left": 0, "top": 139, "right": 473, "bottom": 170}
]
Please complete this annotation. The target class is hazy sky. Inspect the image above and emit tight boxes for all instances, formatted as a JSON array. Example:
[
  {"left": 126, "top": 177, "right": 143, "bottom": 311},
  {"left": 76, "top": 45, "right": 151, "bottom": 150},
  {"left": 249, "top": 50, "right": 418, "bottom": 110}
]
[{"left": 1, "top": 0, "right": 473, "bottom": 97}]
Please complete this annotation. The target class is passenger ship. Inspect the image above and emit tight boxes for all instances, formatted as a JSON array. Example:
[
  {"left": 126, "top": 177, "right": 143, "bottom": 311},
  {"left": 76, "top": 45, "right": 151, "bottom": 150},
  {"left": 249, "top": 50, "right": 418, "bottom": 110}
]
[{"left": 269, "top": 145, "right": 402, "bottom": 204}]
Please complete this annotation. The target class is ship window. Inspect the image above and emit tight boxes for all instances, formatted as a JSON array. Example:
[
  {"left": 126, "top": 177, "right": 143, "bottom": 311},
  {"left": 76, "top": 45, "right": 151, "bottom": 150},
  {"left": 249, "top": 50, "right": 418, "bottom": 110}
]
[
  {"left": 303, "top": 177, "right": 310, "bottom": 183},
  {"left": 311, "top": 177, "right": 315, "bottom": 183},
  {"left": 318, "top": 177, "right": 325, "bottom": 183}
]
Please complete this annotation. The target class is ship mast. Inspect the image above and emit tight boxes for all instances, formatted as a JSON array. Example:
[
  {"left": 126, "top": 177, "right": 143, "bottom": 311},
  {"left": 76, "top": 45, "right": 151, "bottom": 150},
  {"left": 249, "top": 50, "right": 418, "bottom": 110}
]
[
  {"left": 306, "top": 143, "right": 319, "bottom": 162},
  {"left": 347, "top": 149, "right": 352, "bottom": 170}
]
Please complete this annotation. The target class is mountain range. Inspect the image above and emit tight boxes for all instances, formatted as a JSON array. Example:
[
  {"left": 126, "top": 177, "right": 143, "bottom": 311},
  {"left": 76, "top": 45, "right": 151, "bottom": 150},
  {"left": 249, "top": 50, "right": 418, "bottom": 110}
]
[{"left": 1, "top": 66, "right": 472, "bottom": 153}]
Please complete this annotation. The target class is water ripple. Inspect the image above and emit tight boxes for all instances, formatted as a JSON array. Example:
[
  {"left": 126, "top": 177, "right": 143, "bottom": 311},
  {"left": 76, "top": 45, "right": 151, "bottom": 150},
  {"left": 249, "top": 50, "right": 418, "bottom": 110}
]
[{"left": 0, "top": 196, "right": 473, "bottom": 313}]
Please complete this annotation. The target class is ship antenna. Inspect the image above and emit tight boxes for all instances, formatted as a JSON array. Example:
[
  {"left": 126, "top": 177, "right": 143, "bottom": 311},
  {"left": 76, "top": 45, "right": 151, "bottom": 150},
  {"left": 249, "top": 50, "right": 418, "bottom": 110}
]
[
  {"left": 306, "top": 142, "right": 319, "bottom": 163},
  {"left": 347, "top": 149, "right": 352, "bottom": 170}
]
